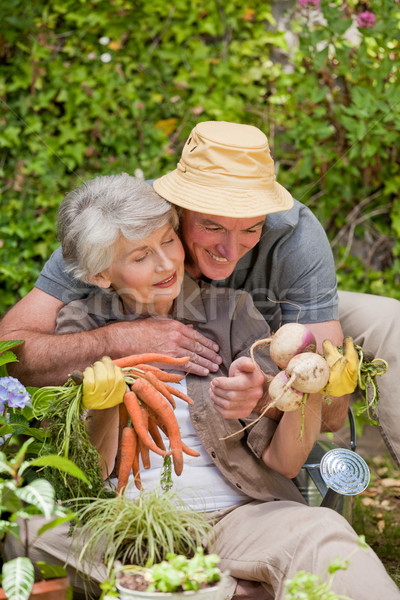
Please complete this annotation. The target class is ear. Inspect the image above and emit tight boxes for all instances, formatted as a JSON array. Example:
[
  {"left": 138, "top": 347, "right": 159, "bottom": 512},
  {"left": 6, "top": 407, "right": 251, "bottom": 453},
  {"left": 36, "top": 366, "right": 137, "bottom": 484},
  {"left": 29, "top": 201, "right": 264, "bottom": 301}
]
[{"left": 91, "top": 272, "right": 112, "bottom": 289}]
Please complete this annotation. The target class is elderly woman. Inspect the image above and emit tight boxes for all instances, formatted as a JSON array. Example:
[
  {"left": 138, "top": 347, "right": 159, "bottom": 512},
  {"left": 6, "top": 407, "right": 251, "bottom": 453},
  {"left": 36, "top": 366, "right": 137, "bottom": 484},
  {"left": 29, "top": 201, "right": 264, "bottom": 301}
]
[{"left": 7, "top": 174, "right": 399, "bottom": 600}]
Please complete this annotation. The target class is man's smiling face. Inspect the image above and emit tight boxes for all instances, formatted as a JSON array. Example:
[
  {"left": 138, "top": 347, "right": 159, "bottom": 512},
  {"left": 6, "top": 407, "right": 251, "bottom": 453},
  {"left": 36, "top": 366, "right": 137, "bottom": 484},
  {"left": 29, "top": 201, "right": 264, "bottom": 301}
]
[{"left": 180, "top": 210, "right": 265, "bottom": 280}]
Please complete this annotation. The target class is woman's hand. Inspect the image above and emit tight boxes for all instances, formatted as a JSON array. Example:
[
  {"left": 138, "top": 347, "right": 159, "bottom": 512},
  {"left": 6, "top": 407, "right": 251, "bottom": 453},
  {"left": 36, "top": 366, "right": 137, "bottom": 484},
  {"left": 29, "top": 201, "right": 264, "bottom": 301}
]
[{"left": 209, "top": 356, "right": 265, "bottom": 418}]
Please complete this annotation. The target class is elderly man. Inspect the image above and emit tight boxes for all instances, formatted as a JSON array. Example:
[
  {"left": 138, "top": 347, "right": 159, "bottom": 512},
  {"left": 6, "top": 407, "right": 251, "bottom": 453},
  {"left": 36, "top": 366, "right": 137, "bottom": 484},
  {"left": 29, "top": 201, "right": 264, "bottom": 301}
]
[
  {"left": 5, "top": 169, "right": 400, "bottom": 600},
  {"left": 1, "top": 121, "right": 399, "bottom": 464}
]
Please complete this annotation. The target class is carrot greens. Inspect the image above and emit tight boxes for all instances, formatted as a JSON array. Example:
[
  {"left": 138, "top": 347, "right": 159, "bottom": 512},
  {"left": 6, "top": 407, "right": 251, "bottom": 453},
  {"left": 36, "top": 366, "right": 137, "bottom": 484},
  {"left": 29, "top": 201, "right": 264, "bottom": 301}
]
[{"left": 30, "top": 379, "right": 111, "bottom": 504}]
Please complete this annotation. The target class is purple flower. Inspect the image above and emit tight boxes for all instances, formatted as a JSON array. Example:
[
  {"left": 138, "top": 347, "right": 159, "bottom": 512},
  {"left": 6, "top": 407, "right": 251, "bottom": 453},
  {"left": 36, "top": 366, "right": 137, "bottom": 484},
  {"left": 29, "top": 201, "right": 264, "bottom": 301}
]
[
  {"left": 0, "top": 376, "right": 31, "bottom": 410},
  {"left": 357, "top": 10, "right": 377, "bottom": 28},
  {"left": 298, "top": 0, "right": 320, "bottom": 7}
]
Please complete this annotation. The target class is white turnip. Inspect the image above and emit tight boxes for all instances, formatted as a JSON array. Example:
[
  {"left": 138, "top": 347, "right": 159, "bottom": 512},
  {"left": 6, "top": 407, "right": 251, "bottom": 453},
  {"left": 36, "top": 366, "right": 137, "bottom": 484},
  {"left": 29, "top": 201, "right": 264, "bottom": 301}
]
[
  {"left": 221, "top": 331, "right": 330, "bottom": 442},
  {"left": 285, "top": 352, "right": 330, "bottom": 394},
  {"left": 268, "top": 371, "right": 305, "bottom": 412},
  {"left": 250, "top": 323, "right": 317, "bottom": 373}
]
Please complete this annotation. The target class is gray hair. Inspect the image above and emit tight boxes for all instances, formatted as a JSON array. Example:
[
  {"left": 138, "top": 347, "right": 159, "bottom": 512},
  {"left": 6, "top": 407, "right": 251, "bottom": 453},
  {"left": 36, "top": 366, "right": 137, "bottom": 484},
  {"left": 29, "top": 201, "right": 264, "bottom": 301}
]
[{"left": 57, "top": 173, "right": 178, "bottom": 282}]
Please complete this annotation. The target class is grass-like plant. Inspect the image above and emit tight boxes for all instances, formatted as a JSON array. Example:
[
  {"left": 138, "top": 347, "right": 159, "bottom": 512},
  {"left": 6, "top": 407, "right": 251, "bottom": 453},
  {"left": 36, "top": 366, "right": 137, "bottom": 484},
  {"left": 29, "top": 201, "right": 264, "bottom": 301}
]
[{"left": 72, "top": 488, "right": 214, "bottom": 579}]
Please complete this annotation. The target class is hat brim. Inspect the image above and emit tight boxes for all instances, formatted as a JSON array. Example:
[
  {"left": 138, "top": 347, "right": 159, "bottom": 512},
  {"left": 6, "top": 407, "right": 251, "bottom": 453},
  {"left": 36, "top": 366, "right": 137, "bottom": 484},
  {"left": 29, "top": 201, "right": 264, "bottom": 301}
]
[{"left": 153, "top": 170, "right": 294, "bottom": 218}]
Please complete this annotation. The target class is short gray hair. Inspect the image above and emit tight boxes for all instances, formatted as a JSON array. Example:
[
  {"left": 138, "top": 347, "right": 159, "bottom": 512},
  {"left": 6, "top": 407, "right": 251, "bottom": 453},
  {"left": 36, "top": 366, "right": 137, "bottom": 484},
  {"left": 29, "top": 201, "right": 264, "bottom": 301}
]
[{"left": 57, "top": 173, "right": 178, "bottom": 282}]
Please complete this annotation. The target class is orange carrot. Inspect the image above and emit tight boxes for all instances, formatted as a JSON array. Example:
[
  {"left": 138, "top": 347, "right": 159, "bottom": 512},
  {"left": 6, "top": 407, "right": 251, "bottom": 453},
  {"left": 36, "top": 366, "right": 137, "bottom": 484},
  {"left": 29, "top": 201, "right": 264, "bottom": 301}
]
[
  {"left": 123, "top": 390, "right": 167, "bottom": 458},
  {"left": 138, "top": 404, "right": 151, "bottom": 469},
  {"left": 133, "top": 378, "right": 184, "bottom": 476},
  {"left": 139, "top": 440, "right": 151, "bottom": 469},
  {"left": 113, "top": 353, "right": 190, "bottom": 368},
  {"left": 133, "top": 364, "right": 184, "bottom": 383},
  {"left": 163, "top": 383, "right": 194, "bottom": 405},
  {"left": 116, "top": 403, "right": 129, "bottom": 478},
  {"left": 144, "top": 371, "right": 176, "bottom": 409},
  {"left": 182, "top": 441, "right": 201, "bottom": 457},
  {"left": 148, "top": 412, "right": 200, "bottom": 458},
  {"left": 132, "top": 429, "right": 142, "bottom": 490},
  {"left": 116, "top": 426, "right": 136, "bottom": 495},
  {"left": 148, "top": 417, "right": 167, "bottom": 452}
]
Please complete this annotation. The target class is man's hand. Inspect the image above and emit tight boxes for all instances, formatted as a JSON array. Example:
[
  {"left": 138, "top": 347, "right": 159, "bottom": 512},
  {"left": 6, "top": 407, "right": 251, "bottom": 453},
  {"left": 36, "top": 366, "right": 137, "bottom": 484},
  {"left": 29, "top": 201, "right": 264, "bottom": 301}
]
[
  {"left": 322, "top": 337, "right": 359, "bottom": 397},
  {"left": 209, "top": 356, "right": 265, "bottom": 418},
  {"left": 82, "top": 356, "right": 126, "bottom": 409},
  {"left": 133, "top": 319, "right": 222, "bottom": 377}
]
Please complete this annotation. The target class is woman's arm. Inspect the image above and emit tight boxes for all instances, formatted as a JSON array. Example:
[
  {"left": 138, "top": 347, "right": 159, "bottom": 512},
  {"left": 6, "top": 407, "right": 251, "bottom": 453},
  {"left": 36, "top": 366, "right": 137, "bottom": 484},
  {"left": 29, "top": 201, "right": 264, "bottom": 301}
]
[
  {"left": 85, "top": 406, "right": 120, "bottom": 480},
  {"left": 261, "top": 393, "right": 322, "bottom": 479}
]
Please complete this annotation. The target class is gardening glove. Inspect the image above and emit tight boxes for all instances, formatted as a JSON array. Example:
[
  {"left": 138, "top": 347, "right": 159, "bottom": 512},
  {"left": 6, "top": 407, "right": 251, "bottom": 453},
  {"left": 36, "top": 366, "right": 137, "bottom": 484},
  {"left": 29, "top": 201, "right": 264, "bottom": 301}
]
[
  {"left": 322, "top": 337, "right": 359, "bottom": 397},
  {"left": 82, "top": 356, "right": 126, "bottom": 409}
]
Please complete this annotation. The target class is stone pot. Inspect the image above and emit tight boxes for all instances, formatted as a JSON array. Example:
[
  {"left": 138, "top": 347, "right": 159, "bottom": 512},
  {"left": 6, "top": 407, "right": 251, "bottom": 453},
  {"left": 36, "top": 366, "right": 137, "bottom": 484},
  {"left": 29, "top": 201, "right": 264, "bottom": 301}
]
[{"left": 116, "top": 571, "right": 229, "bottom": 600}]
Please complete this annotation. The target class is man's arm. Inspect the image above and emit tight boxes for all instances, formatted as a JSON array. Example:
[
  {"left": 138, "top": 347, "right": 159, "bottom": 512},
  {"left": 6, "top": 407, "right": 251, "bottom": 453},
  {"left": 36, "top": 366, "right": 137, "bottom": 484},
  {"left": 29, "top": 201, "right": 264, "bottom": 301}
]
[
  {"left": 0, "top": 288, "right": 222, "bottom": 386},
  {"left": 303, "top": 319, "right": 350, "bottom": 432}
]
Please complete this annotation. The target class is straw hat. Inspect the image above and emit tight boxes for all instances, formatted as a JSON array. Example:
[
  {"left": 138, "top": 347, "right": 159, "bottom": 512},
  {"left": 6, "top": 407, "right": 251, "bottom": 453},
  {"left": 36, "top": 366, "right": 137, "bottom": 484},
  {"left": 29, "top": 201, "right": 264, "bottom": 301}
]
[{"left": 153, "top": 121, "right": 293, "bottom": 218}]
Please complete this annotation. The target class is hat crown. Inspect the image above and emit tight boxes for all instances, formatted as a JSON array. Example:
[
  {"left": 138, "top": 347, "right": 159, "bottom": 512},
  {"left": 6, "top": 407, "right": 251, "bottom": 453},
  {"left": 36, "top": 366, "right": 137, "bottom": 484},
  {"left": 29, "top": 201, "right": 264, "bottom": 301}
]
[
  {"left": 153, "top": 120, "right": 293, "bottom": 218},
  {"left": 178, "top": 121, "right": 275, "bottom": 185}
]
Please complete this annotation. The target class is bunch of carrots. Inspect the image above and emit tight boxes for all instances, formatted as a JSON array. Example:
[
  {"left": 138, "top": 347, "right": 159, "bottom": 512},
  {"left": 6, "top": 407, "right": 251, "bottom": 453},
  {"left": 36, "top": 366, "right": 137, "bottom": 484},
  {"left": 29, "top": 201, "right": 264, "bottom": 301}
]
[{"left": 113, "top": 353, "right": 199, "bottom": 494}]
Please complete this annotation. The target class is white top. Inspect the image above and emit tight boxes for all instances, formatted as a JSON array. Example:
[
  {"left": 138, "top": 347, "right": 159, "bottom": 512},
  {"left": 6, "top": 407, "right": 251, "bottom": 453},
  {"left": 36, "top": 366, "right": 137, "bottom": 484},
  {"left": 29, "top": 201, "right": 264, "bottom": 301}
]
[{"left": 110, "top": 378, "right": 249, "bottom": 512}]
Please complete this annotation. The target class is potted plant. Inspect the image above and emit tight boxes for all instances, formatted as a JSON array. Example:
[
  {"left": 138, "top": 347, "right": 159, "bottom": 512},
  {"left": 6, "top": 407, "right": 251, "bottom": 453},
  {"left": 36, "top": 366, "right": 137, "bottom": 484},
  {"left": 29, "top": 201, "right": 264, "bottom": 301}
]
[
  {"left": 25, "top": 351, "right": 229, "bottom": 599},
  {"left": 0, "top": 340, "right": 90, "bottom": 600},
  {"left": 113, "top": 547, "right": 228, "bottom": 600},
  {"left": 74, "top": 491, "right": 229, "bottom": 600},
  {"left": 72, "top": 485, "right": 229, "bottom": 600}
]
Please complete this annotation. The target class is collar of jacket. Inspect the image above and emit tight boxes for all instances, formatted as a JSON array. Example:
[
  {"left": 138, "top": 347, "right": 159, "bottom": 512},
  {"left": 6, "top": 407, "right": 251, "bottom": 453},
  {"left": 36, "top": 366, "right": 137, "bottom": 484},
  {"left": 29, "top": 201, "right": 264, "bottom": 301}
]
[{"left": 171, "top": 272, "right": 210, "bottom": 324}]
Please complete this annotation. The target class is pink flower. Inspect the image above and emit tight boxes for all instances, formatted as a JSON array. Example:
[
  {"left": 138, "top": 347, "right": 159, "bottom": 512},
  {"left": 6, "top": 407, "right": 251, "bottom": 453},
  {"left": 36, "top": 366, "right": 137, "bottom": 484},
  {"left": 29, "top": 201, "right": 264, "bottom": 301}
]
[
  {"left": 298, "top": 0, "right": 320, "bottom": 7},
  {"left": 357, "top": 10, "right": 377, "bottom": 28}
]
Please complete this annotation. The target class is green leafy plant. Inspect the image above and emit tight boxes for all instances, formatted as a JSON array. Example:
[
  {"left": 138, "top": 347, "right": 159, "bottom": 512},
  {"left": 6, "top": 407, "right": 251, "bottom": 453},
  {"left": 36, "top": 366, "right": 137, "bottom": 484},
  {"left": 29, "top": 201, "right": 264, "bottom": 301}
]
[
  {"left": 0, "top": 439, "right": 88, "bottom": 600},
  {"left": 0, "top": 339, "right": 90, "bottom": 600},
  {"left": 0, "top": 339, "right": 47, "bottom": 460},
  {"left": 1, "top": 1, "right": 399, "bottom": 314},
  {"left": 0, "top": 0, "right": 284, "bottom": 316},
  {"left": 115, "top": 547, "right": 222, "bottom": 594},
  {"left": 0, "top": 341, "right": 37, "bottom": 454},
  {"left": 270, "top": 0, "right": 400, "bottom": 297}
]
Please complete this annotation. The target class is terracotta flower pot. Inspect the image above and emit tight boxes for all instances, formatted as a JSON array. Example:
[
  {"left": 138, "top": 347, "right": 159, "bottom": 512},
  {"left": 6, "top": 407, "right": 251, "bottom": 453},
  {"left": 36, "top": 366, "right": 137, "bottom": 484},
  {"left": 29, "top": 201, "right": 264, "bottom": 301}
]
[{"left": 0, "top": 576, "right": 70, "bottom": 600}]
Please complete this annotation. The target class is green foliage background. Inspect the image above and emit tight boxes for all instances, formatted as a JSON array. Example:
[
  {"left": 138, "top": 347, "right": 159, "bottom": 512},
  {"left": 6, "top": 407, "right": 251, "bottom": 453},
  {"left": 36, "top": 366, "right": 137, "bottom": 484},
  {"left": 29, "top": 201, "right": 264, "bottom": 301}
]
[{"left": 1, "top": 0, "right": 399, "bottom": 316}]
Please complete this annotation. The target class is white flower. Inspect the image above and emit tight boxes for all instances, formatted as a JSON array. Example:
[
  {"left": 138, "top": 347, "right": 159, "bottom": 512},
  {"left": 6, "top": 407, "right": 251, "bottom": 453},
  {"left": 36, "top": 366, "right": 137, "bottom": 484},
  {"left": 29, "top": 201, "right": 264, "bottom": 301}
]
[
  {"left": 99, "top": 36, "right": 110, "bottom": 46},
  {"left": 134, "top": 168, "right": 145, "bottom": 180},
  {"left": 100, "top": 53, "right": 112, "bottom": 63},
  {"left": 87, "top": 52, "right": 97, "bottom": 60}
]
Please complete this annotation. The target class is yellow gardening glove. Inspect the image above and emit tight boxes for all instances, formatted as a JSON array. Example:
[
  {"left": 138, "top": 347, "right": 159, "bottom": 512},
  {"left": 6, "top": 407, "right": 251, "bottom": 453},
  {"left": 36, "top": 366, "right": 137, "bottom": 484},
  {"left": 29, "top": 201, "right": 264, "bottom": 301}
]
[
  {"left": 322, "top": 337, "right": 360, "bottom": 397},
  {"left": 82, "top": 356, "right": 126, "bottom": 409}
]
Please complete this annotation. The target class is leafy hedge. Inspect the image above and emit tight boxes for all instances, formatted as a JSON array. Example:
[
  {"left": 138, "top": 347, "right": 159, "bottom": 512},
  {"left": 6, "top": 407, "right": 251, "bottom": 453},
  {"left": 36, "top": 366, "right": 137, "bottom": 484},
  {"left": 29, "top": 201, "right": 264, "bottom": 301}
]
[
  {"left": 272, "top": 0, "right": 400, "bottom": 298},
  {"left": 0, "top": 0, "right": 399, "bottom": 316}
]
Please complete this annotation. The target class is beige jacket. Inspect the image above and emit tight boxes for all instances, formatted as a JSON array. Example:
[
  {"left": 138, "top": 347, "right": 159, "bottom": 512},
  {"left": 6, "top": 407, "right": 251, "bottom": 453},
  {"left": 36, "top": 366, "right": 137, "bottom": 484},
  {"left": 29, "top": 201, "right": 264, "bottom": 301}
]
[{"left": 56, "top": 274, "right": 305, "bottom": 504}]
